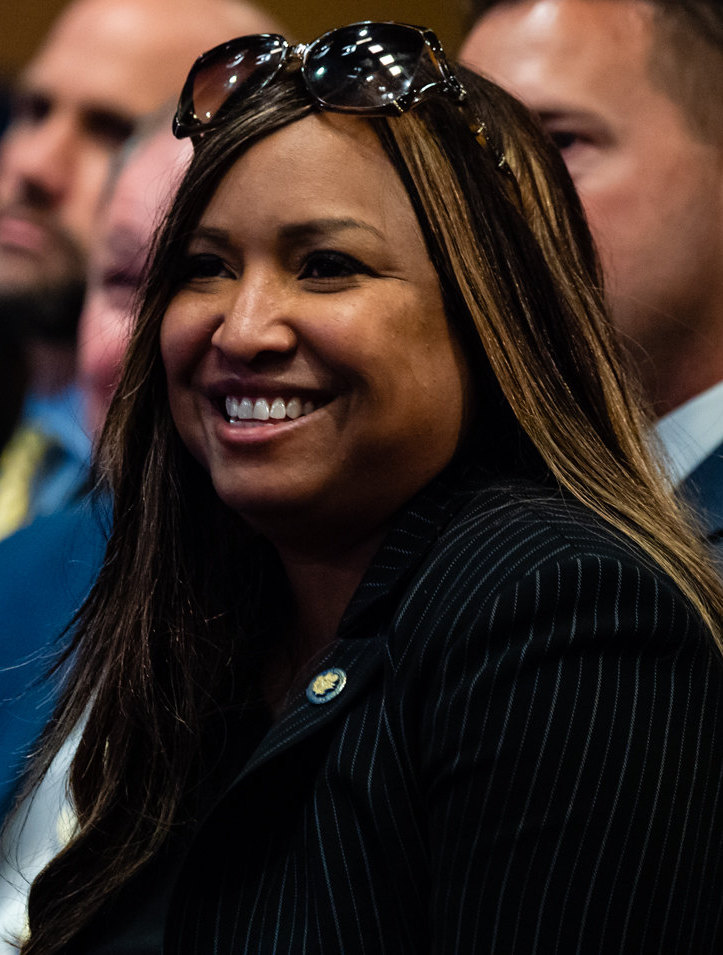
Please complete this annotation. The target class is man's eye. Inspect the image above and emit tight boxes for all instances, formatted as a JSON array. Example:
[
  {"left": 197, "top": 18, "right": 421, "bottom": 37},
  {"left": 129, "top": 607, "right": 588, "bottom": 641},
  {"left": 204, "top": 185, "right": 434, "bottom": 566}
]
[
  {"left": 11, "top": 91, "right": 50, "bottom": 126},
  {"left": 102, "top": 268, "right": 140, "bottom": 291},
  {"left": 548, "top": 130, "right": 580, "bottom": 152},
  {"left": 84, "top": 110, "right": 135, "bottom": 148},
  {"left": 298, "top": 251, "right": 370, "bottom": 281},
  {"left": 91, "top": 267, "right": 141, "bottom": 310}
]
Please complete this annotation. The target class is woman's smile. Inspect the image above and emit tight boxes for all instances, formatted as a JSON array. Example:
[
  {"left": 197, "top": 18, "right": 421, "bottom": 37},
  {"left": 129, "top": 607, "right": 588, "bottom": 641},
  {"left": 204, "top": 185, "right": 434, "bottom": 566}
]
[
  {"left": 207, "top": 387, "right": 334, "bottom": 446},
  {"left": 223, "top": 395, "right": 319, "bottom": 424}
]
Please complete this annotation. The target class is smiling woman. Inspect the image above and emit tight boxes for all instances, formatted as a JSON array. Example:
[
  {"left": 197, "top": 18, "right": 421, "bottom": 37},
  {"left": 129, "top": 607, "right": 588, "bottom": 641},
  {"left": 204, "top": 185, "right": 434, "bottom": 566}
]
[
  {"left": 12, "top": 20, "right": 723, "bottom": 955},
  {"left": 161, "top": 113, "right": 468, "bottom": 558}
]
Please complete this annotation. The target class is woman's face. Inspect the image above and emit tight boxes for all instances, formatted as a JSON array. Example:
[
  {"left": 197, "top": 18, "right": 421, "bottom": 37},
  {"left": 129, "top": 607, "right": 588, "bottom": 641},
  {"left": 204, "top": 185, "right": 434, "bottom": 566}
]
[{"left": 161, "top": 112, "right": 470, "bottom": 549}]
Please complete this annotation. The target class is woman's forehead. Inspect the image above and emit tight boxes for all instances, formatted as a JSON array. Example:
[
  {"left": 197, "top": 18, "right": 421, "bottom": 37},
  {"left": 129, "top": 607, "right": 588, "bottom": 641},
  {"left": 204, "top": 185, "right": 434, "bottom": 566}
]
[{"left": 197, "top": 113, "right": 424, "bottom": 246}]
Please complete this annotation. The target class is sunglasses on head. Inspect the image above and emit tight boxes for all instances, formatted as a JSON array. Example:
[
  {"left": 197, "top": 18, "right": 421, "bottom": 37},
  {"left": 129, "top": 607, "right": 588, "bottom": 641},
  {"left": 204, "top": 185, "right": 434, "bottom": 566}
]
[
  {"left": 173, "top": 21, "right": 467, "bottom": 137},
  {"left": 172, "top": 21, "right": 511, "bottom": 176}
]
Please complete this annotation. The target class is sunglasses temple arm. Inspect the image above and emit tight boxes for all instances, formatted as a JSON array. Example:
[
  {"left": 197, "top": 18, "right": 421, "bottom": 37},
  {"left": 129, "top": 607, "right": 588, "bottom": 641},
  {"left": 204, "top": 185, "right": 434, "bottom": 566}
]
[{"left": 469, "top": 120, "right": 512, "bottom": 177}]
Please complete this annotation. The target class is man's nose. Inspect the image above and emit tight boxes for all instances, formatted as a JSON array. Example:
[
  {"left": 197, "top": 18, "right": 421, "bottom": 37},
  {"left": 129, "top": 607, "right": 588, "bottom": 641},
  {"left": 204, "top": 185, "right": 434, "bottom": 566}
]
[{"left": 1, "top": 109, "right": 82, "bottom": 209}]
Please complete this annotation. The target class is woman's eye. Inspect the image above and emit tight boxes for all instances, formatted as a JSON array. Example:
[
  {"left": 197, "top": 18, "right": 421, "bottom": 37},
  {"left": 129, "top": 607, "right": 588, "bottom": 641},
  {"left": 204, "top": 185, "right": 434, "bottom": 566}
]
[
  {"left": 180, "top": 253, "right": 231, "bottom": 282},
  {"left": 298, "top": 250, "right": 370, "bottom": 282}
]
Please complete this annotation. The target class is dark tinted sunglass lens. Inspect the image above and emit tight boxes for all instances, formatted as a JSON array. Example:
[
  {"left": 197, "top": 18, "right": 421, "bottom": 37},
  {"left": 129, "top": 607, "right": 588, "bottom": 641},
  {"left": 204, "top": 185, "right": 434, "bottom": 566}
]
[
  {"left": 190, "top": 36, "right": 286, "bottom": 126},
  {"left": 305, "top": 23, "right": 425, "bottom": 110}
]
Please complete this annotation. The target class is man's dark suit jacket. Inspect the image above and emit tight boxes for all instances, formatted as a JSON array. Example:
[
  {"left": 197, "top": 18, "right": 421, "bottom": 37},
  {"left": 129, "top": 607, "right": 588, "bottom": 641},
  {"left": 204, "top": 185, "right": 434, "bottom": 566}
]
[
  {"left": 682, "top": 438, "right": 723, "bottom": 569},
  {"left": 65, "top": 464, "right": 723, "bottom": 954}
]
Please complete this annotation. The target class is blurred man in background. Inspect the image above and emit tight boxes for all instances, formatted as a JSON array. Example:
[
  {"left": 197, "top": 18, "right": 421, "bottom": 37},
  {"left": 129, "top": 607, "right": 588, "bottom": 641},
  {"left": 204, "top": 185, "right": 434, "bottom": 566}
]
[
  {"left": 0, "top": 126, "right": 193, "bottom": 943},
  {"left": 460, "top": 0, "right": 723, "bottom": 554},
  {"left": 0, "top": 0, "right": 282, "bottom": 817},
  {"left": 0, "top": 115, "right": 191, "bottom": 820},
  {"left": 0, "top": 0, "right": 281, "bottom": 538}
]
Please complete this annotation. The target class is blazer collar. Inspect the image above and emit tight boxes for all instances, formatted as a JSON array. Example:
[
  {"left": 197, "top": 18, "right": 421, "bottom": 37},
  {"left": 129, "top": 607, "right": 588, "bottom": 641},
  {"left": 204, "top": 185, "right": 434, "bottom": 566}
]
[
  {"left": 239, "top": 633, "right": 385, "bottom": 782},
  {"left": 337, "top": 457, "right": 488, "bottom": 636}
]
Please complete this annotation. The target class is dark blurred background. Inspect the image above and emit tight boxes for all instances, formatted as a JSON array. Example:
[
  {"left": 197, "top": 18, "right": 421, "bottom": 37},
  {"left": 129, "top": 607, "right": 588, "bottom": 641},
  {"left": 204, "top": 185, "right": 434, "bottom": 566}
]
[{"left": 0, "top": 1, "right": 465, "bottom": 81}]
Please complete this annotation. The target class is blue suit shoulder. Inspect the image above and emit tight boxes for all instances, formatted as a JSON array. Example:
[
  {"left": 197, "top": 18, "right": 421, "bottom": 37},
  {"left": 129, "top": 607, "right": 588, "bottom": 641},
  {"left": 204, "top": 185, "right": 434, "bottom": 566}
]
[
  {"left": 0, "top": 495, "right": 108, "bottom": 816},
  {"left": 0, "top": 494, "right": 108, "bottom": 655}
]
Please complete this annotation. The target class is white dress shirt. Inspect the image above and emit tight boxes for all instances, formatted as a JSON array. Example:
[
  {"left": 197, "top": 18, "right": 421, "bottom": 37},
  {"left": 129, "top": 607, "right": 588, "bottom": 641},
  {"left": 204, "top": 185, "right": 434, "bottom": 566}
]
[{"left": 0, "top": 725, "right": 80, "bottom": 952}]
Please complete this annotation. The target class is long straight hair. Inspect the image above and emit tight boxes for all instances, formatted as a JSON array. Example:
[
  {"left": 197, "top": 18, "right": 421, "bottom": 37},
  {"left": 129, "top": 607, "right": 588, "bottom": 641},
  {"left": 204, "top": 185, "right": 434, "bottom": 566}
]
[{"left": 19, "top": 67, "right": 723, "bottom": 953}]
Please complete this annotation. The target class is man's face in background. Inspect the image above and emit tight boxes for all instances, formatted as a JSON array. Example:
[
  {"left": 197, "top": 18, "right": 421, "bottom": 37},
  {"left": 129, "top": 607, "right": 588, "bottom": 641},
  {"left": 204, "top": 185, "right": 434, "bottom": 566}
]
[
  {"left": 78, "top": 129, "right": 191, "bottom": 435},
  {"left": 0, "top": 0, "right": 281, "bottom": 338},
  {"left": 461, "top": 0, "right": 723, "bottom": 412},
  {"left": 0, "top": 0, "right": 171, "bottom": 296}
]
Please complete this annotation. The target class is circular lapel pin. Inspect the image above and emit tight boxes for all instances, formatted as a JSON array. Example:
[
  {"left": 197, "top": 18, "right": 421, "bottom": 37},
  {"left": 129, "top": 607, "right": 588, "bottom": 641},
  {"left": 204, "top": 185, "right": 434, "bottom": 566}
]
[{"left": 306, "top": 667, "right": 347, "bottom": 704}]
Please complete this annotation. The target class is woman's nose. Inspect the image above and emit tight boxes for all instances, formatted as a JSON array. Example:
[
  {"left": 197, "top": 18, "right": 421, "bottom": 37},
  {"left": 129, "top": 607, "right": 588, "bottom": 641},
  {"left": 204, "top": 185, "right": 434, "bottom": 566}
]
[{"left": 210, "top": 275, "right": 298, "bottom": 365}]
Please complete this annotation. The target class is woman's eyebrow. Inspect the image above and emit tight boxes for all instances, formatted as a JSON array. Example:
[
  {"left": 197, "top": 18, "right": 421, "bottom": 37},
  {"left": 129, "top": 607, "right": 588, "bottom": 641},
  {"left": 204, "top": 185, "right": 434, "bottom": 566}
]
[
  {"left": 187, "top": 219, "right": 385, "bottom": 248},
  {"left": 280, "top": 218, "right": 385, "bottom": 243},
  {"left": 185, "top": 225, "right": 232, "bottom": 247}
]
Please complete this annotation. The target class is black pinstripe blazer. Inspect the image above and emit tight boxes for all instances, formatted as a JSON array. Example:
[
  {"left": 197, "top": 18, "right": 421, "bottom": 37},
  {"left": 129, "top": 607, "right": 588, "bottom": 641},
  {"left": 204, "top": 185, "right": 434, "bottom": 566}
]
[{"left": 70, "top": 464, "right": 723, "bottom": 954}]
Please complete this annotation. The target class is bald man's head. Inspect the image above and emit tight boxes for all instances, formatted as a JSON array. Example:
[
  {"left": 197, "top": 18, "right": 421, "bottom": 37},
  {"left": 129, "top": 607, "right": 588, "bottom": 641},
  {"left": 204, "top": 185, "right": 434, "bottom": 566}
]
[{"left": 0, "top": 0, "right": 281, "bottom": 305}]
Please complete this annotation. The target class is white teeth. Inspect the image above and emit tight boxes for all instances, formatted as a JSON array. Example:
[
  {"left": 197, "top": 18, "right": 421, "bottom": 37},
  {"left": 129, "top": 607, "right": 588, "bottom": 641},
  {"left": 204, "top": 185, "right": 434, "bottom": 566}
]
[
  {"left": 253, "top": 398, "right": 270, "bottom": 420},
  {"left": 269, "top": 398, "right": 286, "bottom": 419},
  {"left": 224, "top": 395, "right": 318, "bottom": 422},
  {"left": 286, "top": 397, "right": 302, "bottom": 419}
]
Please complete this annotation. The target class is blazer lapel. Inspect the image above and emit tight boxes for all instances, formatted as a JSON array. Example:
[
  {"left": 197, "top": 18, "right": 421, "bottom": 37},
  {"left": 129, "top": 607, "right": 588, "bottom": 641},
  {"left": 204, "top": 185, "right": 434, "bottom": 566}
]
[
  {"left": 228, "top": 458, "right": 490, "bottom": 787},
  {"left": 238, "top": 633, "right": 385, "bottom": 782}
]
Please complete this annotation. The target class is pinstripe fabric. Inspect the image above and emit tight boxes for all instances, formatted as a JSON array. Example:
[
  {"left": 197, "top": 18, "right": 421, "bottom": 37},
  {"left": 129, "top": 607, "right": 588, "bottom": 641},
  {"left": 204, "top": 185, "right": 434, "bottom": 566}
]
[{"left": 69, "top": 466, "right": 723, "bottom": 953}]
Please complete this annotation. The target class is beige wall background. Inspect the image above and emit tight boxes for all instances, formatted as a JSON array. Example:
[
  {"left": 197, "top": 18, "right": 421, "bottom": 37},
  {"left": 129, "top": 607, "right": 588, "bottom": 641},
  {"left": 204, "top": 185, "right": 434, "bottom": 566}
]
[{"left": 0, "top": 1, "right": 465, "bottom": 79}]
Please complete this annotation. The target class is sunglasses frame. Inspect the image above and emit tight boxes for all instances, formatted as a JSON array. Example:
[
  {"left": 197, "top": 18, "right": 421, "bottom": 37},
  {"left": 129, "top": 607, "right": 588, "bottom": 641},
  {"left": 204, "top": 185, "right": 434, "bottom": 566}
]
[{"left": 173, "top": 21, "right": 468, "bottom": 139}]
